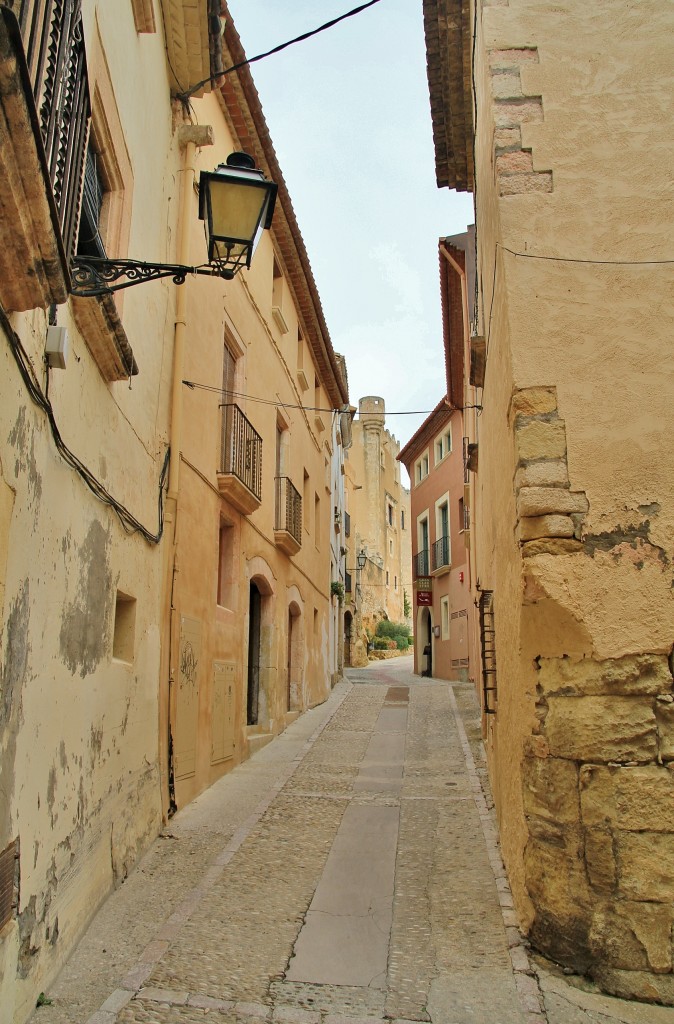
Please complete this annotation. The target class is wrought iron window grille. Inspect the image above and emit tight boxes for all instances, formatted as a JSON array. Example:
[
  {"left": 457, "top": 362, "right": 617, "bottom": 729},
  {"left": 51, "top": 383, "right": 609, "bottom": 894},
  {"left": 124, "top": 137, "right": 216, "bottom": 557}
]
[{"left": 478, "top": 589, "right": 497, "bottom": 715}]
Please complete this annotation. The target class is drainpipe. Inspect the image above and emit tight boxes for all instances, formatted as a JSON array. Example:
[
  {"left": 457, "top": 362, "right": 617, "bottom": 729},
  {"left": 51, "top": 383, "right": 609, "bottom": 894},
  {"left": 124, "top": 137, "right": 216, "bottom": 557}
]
[{"left": 159, "top": 123, "right": 214, "bottom": 819}]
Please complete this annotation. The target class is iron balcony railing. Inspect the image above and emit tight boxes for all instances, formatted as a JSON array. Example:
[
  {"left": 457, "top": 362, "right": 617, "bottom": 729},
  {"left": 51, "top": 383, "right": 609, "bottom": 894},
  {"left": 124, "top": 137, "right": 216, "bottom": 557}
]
[
  {"left": 275, "top": 476, "right": 302, "bottom": 546},
  {"left": 414, "top": 549, "right": 429, "bottom": 578},
  {"left": 344, "top": 510, "right": 351, "bottom": 537},
  {"left": 432, "top": 535, "right": 450, "bottom": 572},
  {"left": 19, "top": 0, "right": 91, "bottom": 262},
  {"left": 220, "top": 404, "right": 262, "bottom": 502}
]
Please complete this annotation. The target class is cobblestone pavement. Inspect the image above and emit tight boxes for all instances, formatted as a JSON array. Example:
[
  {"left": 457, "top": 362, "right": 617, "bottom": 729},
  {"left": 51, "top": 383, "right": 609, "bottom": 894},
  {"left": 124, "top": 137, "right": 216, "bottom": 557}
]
[{"left": 32, "top": 658, "right": 674, "bottom": 1024}]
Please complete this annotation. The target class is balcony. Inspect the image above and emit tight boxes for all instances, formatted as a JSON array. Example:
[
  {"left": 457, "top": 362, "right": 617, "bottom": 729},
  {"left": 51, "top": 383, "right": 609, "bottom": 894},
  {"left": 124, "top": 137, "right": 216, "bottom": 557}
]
[
  {"left": 274, "top": 476, "right": 302, "bottom": 556},
  {"left": 217, "top": 404, "right": 262, "bottom": 515},
  {"left": 414, "top": 549, "right": 430, "bottom": 578},
  {"left": 431, "top": 535, "right": 451, "bottom": 575}
]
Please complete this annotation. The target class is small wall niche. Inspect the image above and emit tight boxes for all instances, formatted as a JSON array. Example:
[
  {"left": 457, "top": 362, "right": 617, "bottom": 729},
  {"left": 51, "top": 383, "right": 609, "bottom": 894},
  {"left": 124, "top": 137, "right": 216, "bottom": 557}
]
[{"left": 113, "top": 590, "right": 136, "bottom": 662}]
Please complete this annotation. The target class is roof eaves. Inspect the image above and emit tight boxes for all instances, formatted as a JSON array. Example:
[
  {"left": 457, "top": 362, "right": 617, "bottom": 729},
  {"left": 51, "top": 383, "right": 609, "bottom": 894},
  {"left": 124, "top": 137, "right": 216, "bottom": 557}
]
[
  {"left": 398, "top": 397, "right": 454, "bottom": 466},
  {"left": 422, "top": 0, "right": 474, "bottom": 192}
]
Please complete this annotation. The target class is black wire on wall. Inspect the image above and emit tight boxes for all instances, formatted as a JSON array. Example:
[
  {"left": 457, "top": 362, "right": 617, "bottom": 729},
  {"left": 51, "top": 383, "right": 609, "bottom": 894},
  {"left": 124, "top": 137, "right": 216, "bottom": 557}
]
[{"left": 0, "top": 304, "right": 169, "bottom": 545}]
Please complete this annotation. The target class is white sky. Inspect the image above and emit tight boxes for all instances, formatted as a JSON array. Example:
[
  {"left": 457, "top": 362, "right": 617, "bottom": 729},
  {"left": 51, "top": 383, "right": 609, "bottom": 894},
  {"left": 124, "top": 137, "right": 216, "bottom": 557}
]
[{"left": 226, "top": 0, "right": 473, "bottom": 460}]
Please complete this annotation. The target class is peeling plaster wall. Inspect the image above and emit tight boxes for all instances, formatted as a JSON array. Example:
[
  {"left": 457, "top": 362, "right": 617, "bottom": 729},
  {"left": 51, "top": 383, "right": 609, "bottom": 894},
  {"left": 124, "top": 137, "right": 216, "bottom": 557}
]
[
  {"left": 0, "top": 3, "right": 175, "bottom": 1019},
  {"left": 473, "top": 0, "right": 674, "bottom": 1001}
]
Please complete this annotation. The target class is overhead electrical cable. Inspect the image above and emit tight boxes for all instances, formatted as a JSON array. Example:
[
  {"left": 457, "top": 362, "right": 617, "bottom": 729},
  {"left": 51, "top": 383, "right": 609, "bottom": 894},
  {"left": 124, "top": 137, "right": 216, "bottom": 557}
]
[
  {"left": 182, "top": 380, "right": 463, "bottom": 416},
  {"left": 177, "top": 0, "right": 385, "bottom": 101}
]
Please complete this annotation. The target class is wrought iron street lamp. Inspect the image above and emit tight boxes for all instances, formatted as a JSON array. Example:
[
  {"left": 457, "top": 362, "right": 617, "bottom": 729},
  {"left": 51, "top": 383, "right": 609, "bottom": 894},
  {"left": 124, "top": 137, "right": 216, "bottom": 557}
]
[
  {"left": 346, "top": 551, "right": 367, "bottom": 572},
  {"left": 198, "top": 152, "right": 277, "bottom": 277},
  {"left": 70, "top": 152, "right": 277, "bottom": 297}
]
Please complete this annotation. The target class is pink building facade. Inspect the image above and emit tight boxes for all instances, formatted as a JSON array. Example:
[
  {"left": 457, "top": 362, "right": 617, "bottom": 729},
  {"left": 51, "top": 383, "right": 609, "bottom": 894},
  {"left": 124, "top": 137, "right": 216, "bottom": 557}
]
[{"left": 399, "top": 402, "right": 471, "bottom": 680}]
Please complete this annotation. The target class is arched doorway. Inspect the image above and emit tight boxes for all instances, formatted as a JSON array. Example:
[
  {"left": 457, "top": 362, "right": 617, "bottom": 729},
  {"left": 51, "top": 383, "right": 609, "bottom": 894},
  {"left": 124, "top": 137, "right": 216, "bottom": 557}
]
[
  {"left": 287, "top": 602, "right": 303, "bottom": 710},
  {"left": 344, "top": 610, "right": 353, "bottom": 667},
  {"left": 247, "top": 581, "right": 262, "bottom": 724},
  {"left": 418, "top": 606, "right": 433, "bottom": 677}
]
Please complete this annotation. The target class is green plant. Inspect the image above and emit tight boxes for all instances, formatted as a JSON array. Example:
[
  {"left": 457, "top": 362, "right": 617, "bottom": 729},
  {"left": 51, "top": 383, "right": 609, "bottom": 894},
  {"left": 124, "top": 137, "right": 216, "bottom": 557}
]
[
  {"left": 373, "top": 637, "right": 389, "bottom": 650},
  {"left": 36, "top": 994, "right": 53, "bottom": 1008},
  {"left": 403, "top": 589, "right": 411, "bottom": 618},
  {"left": 375, "top": 620, "right": 410, "bottom": 640},
  {"left": 396, "top": 636, "right": 408, "bottom": 650},
  {"left": 330, "top": 581, "right": 344, "bottom": 603}
]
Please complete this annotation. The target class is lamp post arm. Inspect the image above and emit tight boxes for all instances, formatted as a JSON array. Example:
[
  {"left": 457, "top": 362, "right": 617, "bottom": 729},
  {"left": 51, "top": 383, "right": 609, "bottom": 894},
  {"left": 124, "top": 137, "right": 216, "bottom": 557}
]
[{"left": 70, "top": 257, "right": 234, "bottom": 297}]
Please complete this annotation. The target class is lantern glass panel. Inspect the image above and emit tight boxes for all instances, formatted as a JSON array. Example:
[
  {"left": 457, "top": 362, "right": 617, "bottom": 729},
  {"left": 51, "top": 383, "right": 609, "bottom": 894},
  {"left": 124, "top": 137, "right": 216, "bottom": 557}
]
[{"left": 209, "top": 179, "right": 268, "bottom": 246}]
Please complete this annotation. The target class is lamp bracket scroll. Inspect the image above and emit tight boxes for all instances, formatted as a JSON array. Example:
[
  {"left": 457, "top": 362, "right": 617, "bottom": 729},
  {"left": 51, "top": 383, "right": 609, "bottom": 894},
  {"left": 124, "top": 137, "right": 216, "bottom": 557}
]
[{"left": 70, "top": 257, "right": 222, "bottom": 297}]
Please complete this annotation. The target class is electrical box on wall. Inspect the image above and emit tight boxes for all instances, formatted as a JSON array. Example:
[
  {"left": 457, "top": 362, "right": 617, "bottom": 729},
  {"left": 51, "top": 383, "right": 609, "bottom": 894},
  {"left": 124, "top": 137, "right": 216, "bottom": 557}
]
[{"left": 45, "top": 325, "right": 69, "bottom": 369}]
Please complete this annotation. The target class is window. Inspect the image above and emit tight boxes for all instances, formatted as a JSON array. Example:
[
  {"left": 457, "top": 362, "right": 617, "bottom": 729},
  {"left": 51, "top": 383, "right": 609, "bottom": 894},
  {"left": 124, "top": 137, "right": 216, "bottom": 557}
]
[
  {"left": 479, "top": 591, "right": 497, "bottom": 715},
  {"left": 435, "top": 426, "right": 452, "bottom": 464},
  {"left": 389, "top": 539, "right": 393, "bottom": 555},
  {"left": 387, "top": 502, "right": 394, "bottom": 526},
  {"left": 415, "top": 451, "right": 430, "bottom": 485},
  {"left": 394, "top": 575, "right": 398, "bottom": 591},
  {"left": 297, "top": 329, "right": 309, "bottom": 390},
  {"left": 314, "top": 377, "right": 325, "bottom": 432},
  {"left": 415, "top": 514, "right": 430, "bottom": 576},
  {"left": 401, "top": 510, "right": 406, "bottom": 530},
  {"left": 433, "top": 497, "right": 451, "bottom": 572},
  {"left": 459, "top": 497, "right": 465, "bottom": 532},
  {"left": 314, "top": 492, "right": 321, "bottom": 549},
  {"left": 271, "top": 255, "right": 289, "bottom": 333},
  {"left": 386, "top": 570, "right": 390, "bottom": 587},
  {"left": 217, "top": 519, "right": 234, "bottom": 608},
  {"left": 0, "top": 839, "right": 19, "bottom": 933},
  {"left": 77, "top": 144, "right": 106, "bottom": 259},
  {"left": 303, "top": 471, "right": 310, "bottom": 533},
  {"left": 441, "top": 597, "right": 450, "bottom": 640},
  {"left": 113, "top": 591, "right": 136, "bottom": 662}
]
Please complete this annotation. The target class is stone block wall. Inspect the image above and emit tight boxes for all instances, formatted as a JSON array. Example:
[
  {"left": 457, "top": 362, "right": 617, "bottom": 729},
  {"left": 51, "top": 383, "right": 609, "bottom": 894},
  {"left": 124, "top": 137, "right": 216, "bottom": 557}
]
[
  {"left": 511, "top": 386, "right": 589, "bottom": 557},
  {"left": 523, "top": 650, "right": 674, "bottom": 1002}
]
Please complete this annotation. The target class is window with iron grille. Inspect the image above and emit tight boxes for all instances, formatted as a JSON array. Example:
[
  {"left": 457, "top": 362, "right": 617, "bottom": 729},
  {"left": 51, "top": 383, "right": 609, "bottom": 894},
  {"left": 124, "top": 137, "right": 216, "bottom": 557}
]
[
  {"left": 479, "top": 590, "right": 497, "bottom": 715},
  {"left": 0, "top": 838, "right": 19, "bottom": 932},
  {"left": 18, "top": 0, "right": 91, "bottom": 261},
  {"left": 77, "top": 144, "right": 106, "bottom": 259}
]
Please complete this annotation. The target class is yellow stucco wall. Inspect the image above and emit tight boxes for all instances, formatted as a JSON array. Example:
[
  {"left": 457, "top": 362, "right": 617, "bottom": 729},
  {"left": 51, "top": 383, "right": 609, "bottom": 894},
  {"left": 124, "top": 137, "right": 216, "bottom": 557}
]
[
  {"left": 472, "top": 0, "right": 674, "bottom": 999},
  {"left": 164, "top": 89, "right": 342, "bottom": 810}
]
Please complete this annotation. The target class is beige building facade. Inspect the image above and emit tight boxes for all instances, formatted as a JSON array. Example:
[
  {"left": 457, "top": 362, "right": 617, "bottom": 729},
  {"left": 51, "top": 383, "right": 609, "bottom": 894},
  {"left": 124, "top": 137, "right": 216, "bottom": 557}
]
[
  {"left": 424, "top": 0, "right": 674, "bottom": 1002},
  {"left": 344, "top": 397, "right": 411, "bottom": 666},
  {"left": 0, "top": 2, "right": 348, "bottom": 1020},
  {"left": 160, "top": 20, "right": 349, "bottom": 813}
]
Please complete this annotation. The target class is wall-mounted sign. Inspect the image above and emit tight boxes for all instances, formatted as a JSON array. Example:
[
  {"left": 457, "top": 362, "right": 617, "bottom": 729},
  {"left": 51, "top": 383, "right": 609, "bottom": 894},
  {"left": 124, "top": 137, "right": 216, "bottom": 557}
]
[{"left": 417, "top": 590, "right": 432, "bottom": 606}]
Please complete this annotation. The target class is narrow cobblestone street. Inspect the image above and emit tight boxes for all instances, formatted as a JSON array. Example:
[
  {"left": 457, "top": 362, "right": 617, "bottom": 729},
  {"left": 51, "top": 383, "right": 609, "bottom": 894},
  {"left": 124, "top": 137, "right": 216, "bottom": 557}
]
[{"left": 32, "top": 659, "right": 674, "bottom": 1024}]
